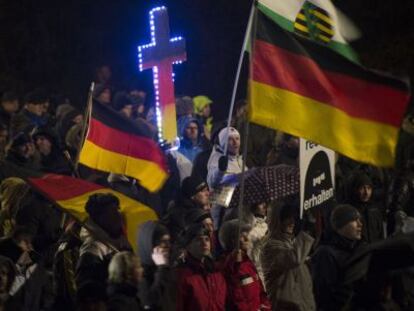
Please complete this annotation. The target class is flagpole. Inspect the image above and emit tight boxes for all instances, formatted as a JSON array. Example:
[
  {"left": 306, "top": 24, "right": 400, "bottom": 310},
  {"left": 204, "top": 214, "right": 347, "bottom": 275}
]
[
  {"left": 235, "top": 3, "right": 258, "bottom": 251},
  {"left": 223, "top": 1, "right": 256, "bottom": 155},
  {"left": 74, "top": 82, "right": 95, "bottom": 173}
]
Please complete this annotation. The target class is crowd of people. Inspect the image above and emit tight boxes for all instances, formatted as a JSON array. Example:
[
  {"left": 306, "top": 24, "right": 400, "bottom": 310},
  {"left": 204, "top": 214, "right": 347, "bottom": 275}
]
[{"left": 0, "top": 64, "right": 413, "bottom": 310}]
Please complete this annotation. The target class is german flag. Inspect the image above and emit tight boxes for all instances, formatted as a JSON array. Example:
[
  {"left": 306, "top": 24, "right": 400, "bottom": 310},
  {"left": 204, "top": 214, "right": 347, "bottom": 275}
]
[
  {"left": 28, "top": 173, "right": 157, "bottom": 252},
  {"left": 79, "top": 101, "right": 168, "bottom": 192},
  {"left": 249, "top": 9, "right": 411, "bottom": 167}
]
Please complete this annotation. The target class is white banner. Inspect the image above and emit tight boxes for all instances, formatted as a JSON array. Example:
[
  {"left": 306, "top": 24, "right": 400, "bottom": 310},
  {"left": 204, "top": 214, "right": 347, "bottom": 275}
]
[{"left": 300, "top": 139, "right": 335, "bottom": 218}]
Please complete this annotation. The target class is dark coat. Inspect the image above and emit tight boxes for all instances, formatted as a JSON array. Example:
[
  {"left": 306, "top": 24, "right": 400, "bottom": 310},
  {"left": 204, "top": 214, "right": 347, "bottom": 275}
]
[
  {"left": 311, "top": 233, "right": 366, "bottom": 311},
  {"left": 76, "top": 221, "right": 131, "bottom": 287},
  {"left": 52, "top": 232, "right": 81, "bottom": 311},
  {"left": 107, "top": 283, "right": 142, "bottom": 311},
  {"left": 14, "top": 193, "right": 62, "bottom": 256},
  {"left": 174, "top": 255, "right": 228, "bottom": 311},
  {"left": 136, "top": 221, "right": 175, "bottom": 311}
]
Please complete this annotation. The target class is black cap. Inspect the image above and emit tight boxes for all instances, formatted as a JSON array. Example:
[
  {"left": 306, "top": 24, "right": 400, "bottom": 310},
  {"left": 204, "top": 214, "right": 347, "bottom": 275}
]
[
  {"left": 181, "top": 175, "right": 208, "bottom": 199},
  {"left": 330, "top": 204, "right": 360, "bottom": 231}
]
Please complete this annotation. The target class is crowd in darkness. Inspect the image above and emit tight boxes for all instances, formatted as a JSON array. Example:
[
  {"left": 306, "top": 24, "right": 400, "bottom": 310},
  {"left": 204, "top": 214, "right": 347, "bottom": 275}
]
[{"left": 0, "top": 64, "right": 413, "bottom": 310}]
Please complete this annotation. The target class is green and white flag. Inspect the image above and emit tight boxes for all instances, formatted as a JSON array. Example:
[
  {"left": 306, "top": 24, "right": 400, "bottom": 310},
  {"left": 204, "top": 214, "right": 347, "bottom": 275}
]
[{"left": 257, "top": 0, "right": 359, "bottom": 63}]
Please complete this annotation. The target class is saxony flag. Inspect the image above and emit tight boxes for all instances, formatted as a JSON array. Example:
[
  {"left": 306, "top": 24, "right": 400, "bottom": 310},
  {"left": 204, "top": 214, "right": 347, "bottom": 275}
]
[
  {"left": 257, "top": 0, "right": 359, "bottom": 62},
  {"left": 248, "top": 8, "right": 410, "bottom": 167}
]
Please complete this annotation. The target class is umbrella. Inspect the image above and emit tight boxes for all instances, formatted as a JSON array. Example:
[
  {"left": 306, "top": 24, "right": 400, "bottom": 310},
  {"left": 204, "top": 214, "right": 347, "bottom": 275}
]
[
  {"left": 228, "top": 164, "right": 299, "bottom": 209},
  {"left": 344, "top": 232, "right": 414, "bottom": 285}
]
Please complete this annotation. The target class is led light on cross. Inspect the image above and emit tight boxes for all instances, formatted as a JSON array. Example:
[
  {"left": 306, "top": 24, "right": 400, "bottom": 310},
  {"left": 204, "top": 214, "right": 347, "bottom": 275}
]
[{"left": 138, "top": 6, "right": 186, "bottom": 145}]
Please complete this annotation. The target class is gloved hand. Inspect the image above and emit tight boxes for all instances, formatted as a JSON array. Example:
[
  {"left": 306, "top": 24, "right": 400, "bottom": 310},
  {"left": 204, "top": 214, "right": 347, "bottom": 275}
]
[{"left": 218, "top": 155, "right": 228, "bottom": 172}]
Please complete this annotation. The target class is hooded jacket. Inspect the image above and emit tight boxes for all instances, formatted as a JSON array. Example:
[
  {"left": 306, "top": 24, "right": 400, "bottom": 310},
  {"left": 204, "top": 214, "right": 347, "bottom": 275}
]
[
  {"left": 206, "top": 127, "right": 245, "bottom": 189},
  {"left": 137, "top": 221, "right": 175, "bottom": 311},
  {"left": 346, "top": 173, "right": 384, "bottom": 243},
  {"left": 261, "top": 205, "right": 315, "bottom": 311},
  {"left": 170, "top": 117, "right": 206, "bottom": 183}
]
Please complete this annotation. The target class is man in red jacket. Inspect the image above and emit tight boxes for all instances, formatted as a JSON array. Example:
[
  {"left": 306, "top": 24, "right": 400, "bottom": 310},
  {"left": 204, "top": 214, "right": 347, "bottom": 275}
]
[
  {"left": 175, "top": 224, "right": 228, "bottom": 311},
  {"left": 219, "top": 219, "right": 271, "bottom": 311}
]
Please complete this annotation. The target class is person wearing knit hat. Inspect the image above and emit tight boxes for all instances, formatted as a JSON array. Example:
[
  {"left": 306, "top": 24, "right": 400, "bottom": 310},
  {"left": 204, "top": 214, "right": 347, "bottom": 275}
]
[
  {"left": 193, "top": 95, "right": 213, "bottom": 139},
  {"left": 346, "top": 173, "right": 384, "bottom": 243},
  {"left": 184, "top": 208, "right": 213, "bottom": 230},
  {"left": 32, "top": 126, "right": 73, "bottom": 175},
  {"left": 207, "top": 126, "right": 246, "bottom": 230},
  {"left": 77, "top": 193, "right": 131, "bottom": 287},
  {"left": 175, "top": 223, "right": 228, "bottom": 310},
  {"left": 218, "top": 220, "right": 271, "bottom": 310},
  {"left": 136, "top": 220, "right": 174, "bottom": 310},
  {"left": 5, "top": 132, "right": 38, "bottom": 169},
  {"left": 207, "top": 126, "right": 244, "bottom": 188},
  {"left": 312, "top": 204, "right": 366, "bottom": 311},
  {"left": 261, "top": 201, "right": 315, "bottom": 310},
  {"left": 181, "top": 175, "right": 209, "bottom": 207},
  {"left": 162, "top": 175, "right": 210, "bottom": 244}
]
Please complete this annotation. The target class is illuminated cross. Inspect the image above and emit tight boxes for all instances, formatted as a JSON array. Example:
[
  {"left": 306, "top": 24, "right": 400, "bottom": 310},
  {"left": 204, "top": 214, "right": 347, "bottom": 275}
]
[{"left": 138, "top": 6, "right": 186, "bottom": 144}]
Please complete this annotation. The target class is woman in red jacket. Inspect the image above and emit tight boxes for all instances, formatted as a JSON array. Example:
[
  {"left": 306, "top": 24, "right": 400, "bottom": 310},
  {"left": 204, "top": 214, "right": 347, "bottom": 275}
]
[{"left": 219, "top": 220, "right": 271, "bottom": 311}]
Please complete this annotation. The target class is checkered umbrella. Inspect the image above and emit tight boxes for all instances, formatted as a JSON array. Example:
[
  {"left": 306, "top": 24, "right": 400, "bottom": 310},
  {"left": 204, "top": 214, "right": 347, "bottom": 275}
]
[{"left": 228, "top": 164, "right": 299, "bottom": 209}]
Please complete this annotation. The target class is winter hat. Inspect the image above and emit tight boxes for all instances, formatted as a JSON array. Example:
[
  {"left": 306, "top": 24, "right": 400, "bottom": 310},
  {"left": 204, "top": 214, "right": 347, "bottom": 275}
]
[
  {"left": 85, "top": 193, "right": 119, "bottom": 221},
  {"left": 218, "top": 127, "right": 240, "bottom": 150},
  {"left": 181, "top": 175, "right": 208, "bottom": 199},
  {"left": 175, "top": 96, "right": 194, "bottom": 117},
  {"left": 219, "top": 219, "right": 251, "bottom": 252},
  {"left": 193, "top": 95, "right": 212, "bottom": 115},
  {"left": 24, "top": 89, "right": 48, "bottom": 105},
  {"left": 1, "top": 91, "right": 18, "bottom": 103},
  {"left": 152, "top": 223, "right": 169, "bottom": 247},
  {"left": 351, "top": 173, "right": 373, "bottom": 189},
  {"left": 10, "top": 132, "right": 31, "bottom": 148},
  {"left": 32, "top": 126, "right": 58, "bottom": 145},
  {"left": 184, "top": 208, "right": 211, "bottom": 228},
  {"left": 112, "top": 92, "right": 134, "bottom": 111},
  {"left": 330, "top": 204, "right": 361, "bottom": 231},
  {"left": 182, "top": 224, "right": 210, "bottom": 247}
]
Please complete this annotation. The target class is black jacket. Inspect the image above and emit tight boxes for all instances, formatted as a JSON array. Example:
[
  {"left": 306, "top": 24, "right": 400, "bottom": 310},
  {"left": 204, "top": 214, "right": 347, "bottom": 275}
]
[
  {"left": 312, "top": 233, "right": 366, "bottom": 311},
  {"left": 107, "top": 283, "right": 142, "bottom": 311}
]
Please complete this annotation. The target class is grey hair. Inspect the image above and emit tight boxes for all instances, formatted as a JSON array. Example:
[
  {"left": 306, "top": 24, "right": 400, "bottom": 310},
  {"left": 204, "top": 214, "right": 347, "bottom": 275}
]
[{"left": 108, "top": 251, "right": 141, "bottom": 284}]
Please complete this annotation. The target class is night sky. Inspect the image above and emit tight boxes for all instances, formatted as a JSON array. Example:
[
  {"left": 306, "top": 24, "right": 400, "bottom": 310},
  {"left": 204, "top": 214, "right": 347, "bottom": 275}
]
[{"left": 0, "top": 0, "right": 413, "bottom": 119}]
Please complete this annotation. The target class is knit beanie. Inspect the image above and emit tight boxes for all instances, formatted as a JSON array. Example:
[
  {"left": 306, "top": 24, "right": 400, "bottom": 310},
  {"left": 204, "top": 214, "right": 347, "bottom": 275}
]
[
  {"left": 330, "top": 204, "right": 360, "bottom": 231},
  {"left": 184, "top": 208, "right": 211, "bottom": 228},
  {"left": 181, "top": 175, "right": 208, "bottom": 199},
  {"left": 182, "top": 224, "right": 210, "bottom": 247},
  {"left": 219, "top": 219, "right": 251, "bottom": 252}
]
